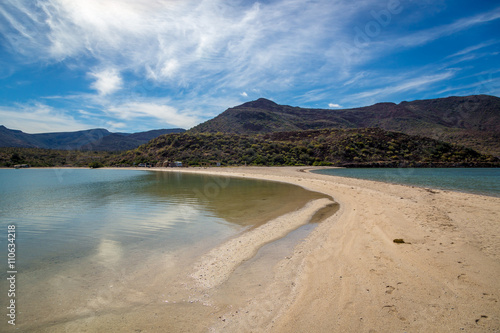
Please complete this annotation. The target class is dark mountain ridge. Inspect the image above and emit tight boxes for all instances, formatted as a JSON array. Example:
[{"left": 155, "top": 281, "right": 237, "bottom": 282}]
[
  {"left": 190, "top": 95, "right": 500, "bottom": 156},
  {"left": 0, "top": 126, "right": 185, "bottom": 151}
]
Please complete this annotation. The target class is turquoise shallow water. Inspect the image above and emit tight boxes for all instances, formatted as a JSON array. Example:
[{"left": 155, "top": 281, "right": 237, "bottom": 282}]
[{"left": 312, "top": 168, "right": 500, "bottom": 197}]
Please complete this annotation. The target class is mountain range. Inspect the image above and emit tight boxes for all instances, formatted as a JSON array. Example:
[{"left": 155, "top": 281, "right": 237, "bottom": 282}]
[
  {"left": 190, "top": 95, "right": 500, "bottom": 157},
  {"left": 1, "top": 94, "right": 499, "bottom": 157},
  {"left": 0, "top": 126, "right": 185, "bottom": 151}
]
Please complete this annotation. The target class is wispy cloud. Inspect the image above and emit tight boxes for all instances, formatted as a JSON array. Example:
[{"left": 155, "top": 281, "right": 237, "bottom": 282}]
[
  {"left": 446, "top": 40, "right": 499, "bottom": 58},
  {"left": 343, "top": 72, "right": 368, "bottom": 87},
  {"left": 0, "top": 1, "right": 499, "bottom": 132},
  {"left": 0, "top": 103, "right": 90, "bottom": 133},
  {"left": 107, "top": 102, "right": 200, "bottom": 129},
  {"left": 343, "top": 72, "right": 455, "bottom": 104},
  {"left": 391, "top": 7, "right": 500, "bottom": 49},
  {"left": 0, "top": 0, "right": 366, "bottom": 87}
]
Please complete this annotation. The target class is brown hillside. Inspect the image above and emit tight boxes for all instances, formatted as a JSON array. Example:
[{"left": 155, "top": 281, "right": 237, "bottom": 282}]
[{"left": 190, "top": 95, "right": 500, "bottom": 156}]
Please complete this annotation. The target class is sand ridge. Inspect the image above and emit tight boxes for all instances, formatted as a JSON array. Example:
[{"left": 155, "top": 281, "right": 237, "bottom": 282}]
[{"left": 191, "top": 197, "right": 335, "bottom": 289}]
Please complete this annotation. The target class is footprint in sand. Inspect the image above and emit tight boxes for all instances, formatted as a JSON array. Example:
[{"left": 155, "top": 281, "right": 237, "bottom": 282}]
[
  {"left": 475, "top": 315, "right": 489, "bottom": 324},
  {"left": 385, "top": 285, "right": 395, "bottom": 294}
]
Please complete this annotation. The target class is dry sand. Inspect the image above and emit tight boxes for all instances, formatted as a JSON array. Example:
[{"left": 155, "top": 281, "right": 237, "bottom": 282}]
[{"left": 159, "top": 166, "right": 500, "bottom": 332}]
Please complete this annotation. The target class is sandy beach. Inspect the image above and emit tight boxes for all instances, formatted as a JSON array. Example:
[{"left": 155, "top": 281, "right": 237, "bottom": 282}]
[{"left": 152, "top": 166, "right": 500, "bottom": 332}]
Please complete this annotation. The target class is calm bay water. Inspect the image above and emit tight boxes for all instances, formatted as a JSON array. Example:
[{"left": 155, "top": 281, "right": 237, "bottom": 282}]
[
  {"left": 0, "top": 168, "right": 327, "bottom": 331},
  {"left": 0, "top": 168, "right": 323, "bottom": 271},
  {"left": 313, "top": 168, "right": 500, "bottom": 196}
]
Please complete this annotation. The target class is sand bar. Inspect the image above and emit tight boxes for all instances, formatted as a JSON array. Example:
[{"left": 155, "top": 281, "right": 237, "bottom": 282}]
[{"left": 153, "top": 166, "right": 500, "bottom": 332}]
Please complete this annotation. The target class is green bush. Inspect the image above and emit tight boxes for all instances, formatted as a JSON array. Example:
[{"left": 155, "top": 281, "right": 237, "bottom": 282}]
[{"left": 89, "top": 161, "right": 103, "bottom": 169}]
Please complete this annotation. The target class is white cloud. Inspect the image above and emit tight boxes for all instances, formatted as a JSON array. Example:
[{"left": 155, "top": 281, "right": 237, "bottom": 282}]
[
  {"left": 89, "top": 68, "right": 123, "bottom": 96},
  {"left": 107, "top": 102, "right": 200, "bottom": 129},
  {"left": 240, "top": 92, "right": 248, "bottom": 97},
  {"left": 160, "top": 59, "right": 180, "bottom": 79},
  {"left": 328, "top": 103, "right": 342, "bottom": 108},
  {"left": 344, "top": 72, "right": 454, "bottom": 104},
  {"left": 0, "top": 103, "right": 90, "bottom": 133},
  {"left": 0, "top": 0, "right": 366, "bottom": 90}
]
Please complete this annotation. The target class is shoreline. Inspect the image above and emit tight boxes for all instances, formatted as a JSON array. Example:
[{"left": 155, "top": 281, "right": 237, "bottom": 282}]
[
  {"left": 6, "top": 165, "right": 499, "bottom": 198},
  {"left": 151, "top": 166, "right": 500, "bottom": 332}
]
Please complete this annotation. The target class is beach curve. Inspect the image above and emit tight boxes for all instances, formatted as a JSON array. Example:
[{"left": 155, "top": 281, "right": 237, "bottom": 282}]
[{"left": 152, "top": 166, "right": 500, "bottom": 332}]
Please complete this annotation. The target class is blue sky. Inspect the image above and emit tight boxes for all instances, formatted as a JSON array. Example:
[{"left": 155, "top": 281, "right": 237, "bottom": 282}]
[{"left": 0, "top": 0, "right": 499, "bottom": 133}]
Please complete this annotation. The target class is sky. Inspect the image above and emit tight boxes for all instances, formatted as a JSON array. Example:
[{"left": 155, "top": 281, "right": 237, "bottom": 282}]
[{"left": 0, "top": 0, "right": 499, "bottom": 133}]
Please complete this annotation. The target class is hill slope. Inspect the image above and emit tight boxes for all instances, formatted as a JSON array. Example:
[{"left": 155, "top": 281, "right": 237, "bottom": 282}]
[
  {"left": 122, "top": 128, "right": 498, "bottom": 167},
  {"left": 190, "top": 95, "right": 500, "bottom": 156},
  {"left": 0, "top": 126, "right": 185, "bottom": 151},
  {"left": 3, "top": 128, "right": 497, "bottom": 167}
]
